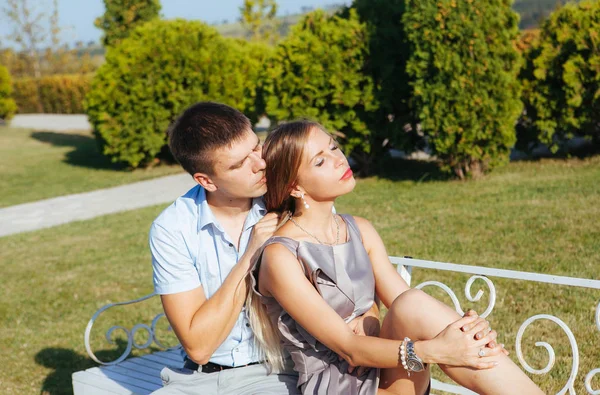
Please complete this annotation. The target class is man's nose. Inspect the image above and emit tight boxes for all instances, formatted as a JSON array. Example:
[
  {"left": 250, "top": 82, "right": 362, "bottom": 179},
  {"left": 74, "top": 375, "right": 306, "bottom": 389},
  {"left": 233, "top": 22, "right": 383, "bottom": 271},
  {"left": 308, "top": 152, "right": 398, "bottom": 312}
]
[{"left": 251, "top": 153, "right": 266, "bottom": 172}]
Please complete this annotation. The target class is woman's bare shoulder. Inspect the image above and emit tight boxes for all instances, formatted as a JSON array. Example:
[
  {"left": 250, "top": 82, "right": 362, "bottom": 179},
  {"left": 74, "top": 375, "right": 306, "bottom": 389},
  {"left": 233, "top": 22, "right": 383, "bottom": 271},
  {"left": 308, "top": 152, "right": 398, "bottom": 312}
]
[{"left": 348, "top": 215, "right": 377, "bottom": 235}]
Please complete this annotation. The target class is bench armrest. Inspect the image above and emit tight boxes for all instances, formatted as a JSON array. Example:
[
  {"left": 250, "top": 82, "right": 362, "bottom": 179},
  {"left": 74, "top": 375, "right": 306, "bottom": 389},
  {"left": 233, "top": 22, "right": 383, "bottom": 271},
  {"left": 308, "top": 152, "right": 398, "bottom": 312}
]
[{"left": 84, "top": 292, "right": 176, "bottom": 366}]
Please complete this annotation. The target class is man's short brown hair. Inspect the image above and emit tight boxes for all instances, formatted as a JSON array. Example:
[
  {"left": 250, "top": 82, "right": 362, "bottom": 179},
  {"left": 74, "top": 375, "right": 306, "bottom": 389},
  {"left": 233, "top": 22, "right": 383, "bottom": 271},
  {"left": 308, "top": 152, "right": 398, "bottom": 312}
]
[{"left": 168, "top": 102, "right": 252, "bottom": 175}]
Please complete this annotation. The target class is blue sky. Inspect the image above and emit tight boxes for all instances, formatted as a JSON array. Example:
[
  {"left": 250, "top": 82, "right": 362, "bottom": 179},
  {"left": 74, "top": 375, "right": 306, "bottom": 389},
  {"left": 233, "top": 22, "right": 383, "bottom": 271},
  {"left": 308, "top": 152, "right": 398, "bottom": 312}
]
[{"left": 0, "top": 0, "right": 349, "bottom": 47}]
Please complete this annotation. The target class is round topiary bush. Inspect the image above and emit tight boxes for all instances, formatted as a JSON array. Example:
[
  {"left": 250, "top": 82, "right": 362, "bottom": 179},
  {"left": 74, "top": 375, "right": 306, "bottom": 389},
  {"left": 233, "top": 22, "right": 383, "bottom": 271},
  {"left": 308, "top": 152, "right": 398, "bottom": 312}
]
[
  {"left": 520, "top": 0, "right": 600, "bottom": 151},
  {"left": 262, "top": 9, "right": 379, "bottom": 173},
  {"left": 85, "top": 19, "right": 271, "bottom": 168},
  {"left": 0, "top": 65, "right": 18, "bottom": 121},
  {"left": 404, "top": 0, "right": 523, "bottom": 179}
]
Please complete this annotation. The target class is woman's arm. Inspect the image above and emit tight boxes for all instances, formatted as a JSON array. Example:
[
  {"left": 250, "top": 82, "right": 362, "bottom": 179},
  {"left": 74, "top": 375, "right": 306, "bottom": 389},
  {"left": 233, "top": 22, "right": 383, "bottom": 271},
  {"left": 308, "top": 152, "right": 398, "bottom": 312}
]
[
  {"left": 353, "top": 215, "right": 506, "bottom": 354},
  {"left": 259, "top": 243, "right": 498, "bottom": 369},
  {"left": 353, "top": 216, "right": 411, "bottom": 308}
]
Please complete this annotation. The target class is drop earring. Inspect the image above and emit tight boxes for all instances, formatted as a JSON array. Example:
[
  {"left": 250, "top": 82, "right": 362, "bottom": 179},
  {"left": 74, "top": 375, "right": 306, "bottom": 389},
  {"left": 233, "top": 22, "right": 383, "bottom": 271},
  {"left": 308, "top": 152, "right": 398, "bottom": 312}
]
[{"left": 301, "top": 193, "right": 310, "bottom": 209}]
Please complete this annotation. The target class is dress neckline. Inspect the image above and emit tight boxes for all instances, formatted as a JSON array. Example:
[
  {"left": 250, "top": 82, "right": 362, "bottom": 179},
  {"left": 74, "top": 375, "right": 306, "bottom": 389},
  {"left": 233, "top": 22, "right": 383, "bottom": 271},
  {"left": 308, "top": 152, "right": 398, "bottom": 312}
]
[{"left": 272, "top": 214, "right": 352, "bottom": 248}]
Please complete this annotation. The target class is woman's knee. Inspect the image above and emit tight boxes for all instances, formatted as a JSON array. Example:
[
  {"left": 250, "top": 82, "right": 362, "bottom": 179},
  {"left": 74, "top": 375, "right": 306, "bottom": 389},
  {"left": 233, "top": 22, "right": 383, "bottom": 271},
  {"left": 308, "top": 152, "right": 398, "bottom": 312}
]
[
  {"left": 382, "top": 289, "right": 427, "bottom": 338},
  {"left": 385, "top": 288, "right": 461, "bottom": 340},
  {"left": 388, "top": 288, "right": 428, "bottom": 320}
]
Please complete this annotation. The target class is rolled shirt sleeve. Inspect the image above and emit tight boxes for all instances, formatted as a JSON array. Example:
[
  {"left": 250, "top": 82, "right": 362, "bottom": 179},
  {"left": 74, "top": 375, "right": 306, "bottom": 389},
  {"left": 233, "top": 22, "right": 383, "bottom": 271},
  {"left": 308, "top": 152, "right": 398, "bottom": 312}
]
[{"left": 149, "top": 222, "right": 201, "bottom": 295}]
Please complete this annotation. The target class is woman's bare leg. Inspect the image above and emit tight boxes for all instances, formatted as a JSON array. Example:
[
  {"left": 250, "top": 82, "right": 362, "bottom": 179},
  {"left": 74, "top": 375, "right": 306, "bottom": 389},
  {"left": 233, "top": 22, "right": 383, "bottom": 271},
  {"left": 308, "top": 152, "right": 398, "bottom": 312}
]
[{"left": 379, "top": 288, "right": 543, "bottom": 395}]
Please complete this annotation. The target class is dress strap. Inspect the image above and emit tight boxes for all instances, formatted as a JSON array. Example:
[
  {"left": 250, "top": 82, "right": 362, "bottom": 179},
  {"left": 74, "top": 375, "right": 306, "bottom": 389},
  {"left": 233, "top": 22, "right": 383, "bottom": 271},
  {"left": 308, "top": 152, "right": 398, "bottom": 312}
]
[
  {"left": 339, "top": 214, "right": 363, "bottom": 243},
  {"left": 262, "top": 236, "right": 300, "bottom": 256}
]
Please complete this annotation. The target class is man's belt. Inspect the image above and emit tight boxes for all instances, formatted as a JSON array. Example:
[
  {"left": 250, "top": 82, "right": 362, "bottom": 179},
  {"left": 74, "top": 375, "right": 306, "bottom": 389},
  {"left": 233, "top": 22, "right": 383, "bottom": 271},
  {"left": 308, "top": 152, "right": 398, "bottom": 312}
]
[{"left": 184, "top": 357, "right": 262, "bottom": 373}]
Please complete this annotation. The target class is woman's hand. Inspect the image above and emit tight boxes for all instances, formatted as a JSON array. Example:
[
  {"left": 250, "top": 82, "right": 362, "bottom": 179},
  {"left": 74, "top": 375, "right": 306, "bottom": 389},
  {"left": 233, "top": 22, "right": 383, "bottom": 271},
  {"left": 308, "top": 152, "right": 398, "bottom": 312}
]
[
  {"left": 346, "top": 304, "right": 381, "bottom": 375},
  {"left": 415, "top": 314, "right": 506, "bottom": 369},
  {"left": 462, "top": 310, "right": 508, "bottom": 356}
]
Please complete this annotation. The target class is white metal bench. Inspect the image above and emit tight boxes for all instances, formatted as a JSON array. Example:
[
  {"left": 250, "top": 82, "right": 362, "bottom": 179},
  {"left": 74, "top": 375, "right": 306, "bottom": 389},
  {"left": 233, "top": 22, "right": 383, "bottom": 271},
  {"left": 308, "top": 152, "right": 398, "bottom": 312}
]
[{"left": 72, "top": 257, "right": 600, "bottom": 394}]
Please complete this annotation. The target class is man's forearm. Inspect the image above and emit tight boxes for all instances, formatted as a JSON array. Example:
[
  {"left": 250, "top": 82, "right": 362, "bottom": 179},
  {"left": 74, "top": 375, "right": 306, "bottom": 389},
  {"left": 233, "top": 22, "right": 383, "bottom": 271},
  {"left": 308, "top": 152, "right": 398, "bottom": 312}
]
[{"left": 185, "top": 255, "right": 252, "bottom": 363}]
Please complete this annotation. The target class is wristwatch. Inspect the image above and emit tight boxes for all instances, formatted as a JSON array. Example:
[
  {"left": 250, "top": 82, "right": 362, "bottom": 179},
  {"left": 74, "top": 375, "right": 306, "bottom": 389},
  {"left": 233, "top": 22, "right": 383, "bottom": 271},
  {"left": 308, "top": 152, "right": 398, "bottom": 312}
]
[{"left": 405, "top": 340, "right": 425, "bottom": 372}]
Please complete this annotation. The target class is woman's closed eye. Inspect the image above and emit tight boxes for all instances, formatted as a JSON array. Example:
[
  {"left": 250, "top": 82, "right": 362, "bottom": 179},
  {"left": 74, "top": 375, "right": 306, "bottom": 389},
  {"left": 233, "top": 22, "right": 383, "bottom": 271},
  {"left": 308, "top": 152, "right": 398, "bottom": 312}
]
[{"left": 315, "top": 145, "right": 339, "bottom": 167}]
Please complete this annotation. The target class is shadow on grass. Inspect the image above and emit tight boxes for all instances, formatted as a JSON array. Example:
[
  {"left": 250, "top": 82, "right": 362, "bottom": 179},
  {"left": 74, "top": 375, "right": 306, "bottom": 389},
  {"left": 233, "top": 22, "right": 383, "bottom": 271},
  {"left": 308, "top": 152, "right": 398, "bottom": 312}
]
[
  {"left": 35, "top": 338, "right": 163, "bottom": 395},
  {"left": 370, "top": 156, "right": 450, "bottom": 183},
  {"left": 30, "top": 131, "right": 129, "bottom": 171},
  {"left": 511, "top": 136, "right": 600, "bottom": 163}
]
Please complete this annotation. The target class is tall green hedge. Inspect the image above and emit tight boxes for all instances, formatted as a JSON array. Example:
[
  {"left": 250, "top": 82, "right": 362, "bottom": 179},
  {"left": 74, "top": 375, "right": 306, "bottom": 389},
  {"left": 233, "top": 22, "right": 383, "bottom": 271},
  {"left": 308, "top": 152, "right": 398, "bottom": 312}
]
[
  {"left": 85, "top": 19, "right": 272, "bottom": 168},
  {"left": 404, "top": 0, "right": 523, "bottom": 178},
  {"left": 347, "top": 0, "right": 420, "bottom": 153},
  {"left": 262, "top": 9, "right": 378, "bottom": 172},
  {"left": 0, "top": 65, "right": 17, "bottom": 121},
  {"left": 12, "top": 74, "right": 92, "bottom": 114},
  {"left": 520, "top": 0, "right": 600, "bottom": 150}
]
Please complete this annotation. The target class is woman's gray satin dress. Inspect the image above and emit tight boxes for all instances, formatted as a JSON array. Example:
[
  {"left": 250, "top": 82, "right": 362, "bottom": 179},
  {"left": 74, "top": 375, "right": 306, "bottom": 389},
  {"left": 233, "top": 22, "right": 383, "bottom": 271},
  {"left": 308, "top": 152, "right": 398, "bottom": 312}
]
[{"left": 250, "top": 214, "right": 380, "bottom": 395}]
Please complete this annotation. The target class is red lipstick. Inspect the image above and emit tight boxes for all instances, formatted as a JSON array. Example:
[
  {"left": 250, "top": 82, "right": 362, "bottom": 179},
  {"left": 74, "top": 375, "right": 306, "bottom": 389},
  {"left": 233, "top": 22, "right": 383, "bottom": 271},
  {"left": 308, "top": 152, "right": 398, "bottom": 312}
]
[{"left": 340, "top": 168, "right": 353, "bottom": 180}]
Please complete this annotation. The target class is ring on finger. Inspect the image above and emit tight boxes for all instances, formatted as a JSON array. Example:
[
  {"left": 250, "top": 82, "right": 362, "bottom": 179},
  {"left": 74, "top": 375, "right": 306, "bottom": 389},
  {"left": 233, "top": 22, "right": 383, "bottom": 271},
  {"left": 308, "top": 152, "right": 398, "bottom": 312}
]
[{"left": 478, "top": 348, "right": 486, "bottom": 358}]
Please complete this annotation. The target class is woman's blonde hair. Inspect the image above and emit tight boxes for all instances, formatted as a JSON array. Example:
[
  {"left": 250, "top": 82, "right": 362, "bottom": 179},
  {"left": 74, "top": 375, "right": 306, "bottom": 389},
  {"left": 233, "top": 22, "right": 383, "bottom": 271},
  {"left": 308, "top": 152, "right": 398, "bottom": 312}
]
[{"left": 245, "top": 120, "right": 323, "bottom": 372}]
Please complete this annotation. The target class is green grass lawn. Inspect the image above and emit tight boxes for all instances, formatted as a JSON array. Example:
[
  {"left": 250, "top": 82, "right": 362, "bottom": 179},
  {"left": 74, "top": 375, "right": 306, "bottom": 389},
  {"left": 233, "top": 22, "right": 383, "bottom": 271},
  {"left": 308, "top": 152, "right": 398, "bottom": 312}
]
[
  {"left": 0, "top": 155, "right": 599, "bottom": 394},
  {"left": 0, "top": 127, "right": 183, "bottom": 208}
]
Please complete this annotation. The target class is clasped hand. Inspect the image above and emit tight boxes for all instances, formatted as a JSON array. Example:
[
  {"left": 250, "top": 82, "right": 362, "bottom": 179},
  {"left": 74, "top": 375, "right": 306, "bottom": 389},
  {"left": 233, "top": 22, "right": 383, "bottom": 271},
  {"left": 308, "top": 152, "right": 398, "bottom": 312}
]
[
  {"left": 347, "top": 309, "right": 508, "bottom": 373},
  {"left": 428, "top": 310, "right": 509, "bottom": 369}
]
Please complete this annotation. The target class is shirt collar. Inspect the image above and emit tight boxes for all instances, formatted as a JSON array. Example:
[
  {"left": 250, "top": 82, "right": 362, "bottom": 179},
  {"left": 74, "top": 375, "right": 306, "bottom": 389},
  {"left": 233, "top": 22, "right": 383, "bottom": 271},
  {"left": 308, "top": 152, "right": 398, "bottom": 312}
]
[
  {"left": 244, "top": 197, "right": 267, "bottom": 231},
  {"left": 197, "top": 187, "right": 218, "bottom": 232},
  {"left": 196, "top": 187, "right": 267, "bottom": 233}
]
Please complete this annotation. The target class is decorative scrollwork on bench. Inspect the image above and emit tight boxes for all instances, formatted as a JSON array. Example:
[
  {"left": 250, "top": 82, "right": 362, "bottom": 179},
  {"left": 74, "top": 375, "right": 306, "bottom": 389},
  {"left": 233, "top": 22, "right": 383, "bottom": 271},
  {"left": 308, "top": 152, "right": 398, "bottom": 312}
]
[
  {"left": 84, "top": 293, "right": 174, "bottom": 366},
  {"left": 584, "top": 300, "right": 600, "bottom": 395},
  {"left": 415, "top": 275, "right": 497, "bottom": 318},
  {"left": 515, "top": 314, "right": 579, "bottom": 395}
]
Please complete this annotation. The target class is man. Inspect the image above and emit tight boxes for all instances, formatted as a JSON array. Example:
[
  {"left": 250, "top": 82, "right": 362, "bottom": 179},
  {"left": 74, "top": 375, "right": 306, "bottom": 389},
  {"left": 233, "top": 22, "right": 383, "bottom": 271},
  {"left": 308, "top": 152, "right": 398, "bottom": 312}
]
[{"left": 149, "top": 102, "right": 378, "bottom": 394}]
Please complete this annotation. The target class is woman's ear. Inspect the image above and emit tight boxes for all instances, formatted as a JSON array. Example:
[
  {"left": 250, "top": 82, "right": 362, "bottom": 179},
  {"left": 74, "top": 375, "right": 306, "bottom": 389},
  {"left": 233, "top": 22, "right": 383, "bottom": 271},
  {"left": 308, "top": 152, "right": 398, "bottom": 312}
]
[{"left": 289, "top": 183, "right": 304, "bottom": 199}]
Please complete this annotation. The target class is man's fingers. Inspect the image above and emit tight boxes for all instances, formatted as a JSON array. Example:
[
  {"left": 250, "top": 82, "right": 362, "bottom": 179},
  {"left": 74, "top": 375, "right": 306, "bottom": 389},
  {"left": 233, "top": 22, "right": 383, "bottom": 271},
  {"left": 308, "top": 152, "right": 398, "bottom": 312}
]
[{"left": 262, "top": 212, "right": 280, "bottom": 221}]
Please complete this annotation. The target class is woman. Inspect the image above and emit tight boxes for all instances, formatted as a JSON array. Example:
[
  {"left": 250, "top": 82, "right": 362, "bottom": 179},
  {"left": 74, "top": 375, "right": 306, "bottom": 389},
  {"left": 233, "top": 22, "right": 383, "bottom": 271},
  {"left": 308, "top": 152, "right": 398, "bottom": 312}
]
[{"left": 247, "top": 120, "right": 543, "bottom": 395}]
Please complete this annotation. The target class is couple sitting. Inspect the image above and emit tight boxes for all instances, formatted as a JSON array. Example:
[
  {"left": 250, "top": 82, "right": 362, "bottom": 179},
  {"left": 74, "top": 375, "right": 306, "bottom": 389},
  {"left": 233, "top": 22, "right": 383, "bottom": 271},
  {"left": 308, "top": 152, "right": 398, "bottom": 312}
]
[{"left": 150, "top": 102, "right": 542, "bottom": 394}]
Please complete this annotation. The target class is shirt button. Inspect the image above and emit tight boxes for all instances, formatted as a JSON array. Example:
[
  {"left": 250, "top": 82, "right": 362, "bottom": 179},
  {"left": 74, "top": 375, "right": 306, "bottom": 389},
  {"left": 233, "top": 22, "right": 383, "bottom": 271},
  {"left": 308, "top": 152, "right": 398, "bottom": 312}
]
[
  {"left": 229, "top": 243, "right": 234, "bottom": 248},
  {"left": 246, "top": 323, "right": 250, "bottom": 327}
]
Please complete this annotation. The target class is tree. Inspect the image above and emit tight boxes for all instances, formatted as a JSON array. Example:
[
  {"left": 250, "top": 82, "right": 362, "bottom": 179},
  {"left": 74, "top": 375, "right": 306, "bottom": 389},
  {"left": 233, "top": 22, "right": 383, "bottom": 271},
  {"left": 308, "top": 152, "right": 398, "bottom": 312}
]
[
  {"left": 1, "top": 0, "right": 52, "bottom": 78},
  {"left": 0, "top": 65, "right": 18, "bottom": 121},
  {"left": 404, "top": 0, "right": 523, "bottom": 179},
  {"left": 345, "top": 0, "right": 420, "bottom": 157},
  {"left": 262, "top": 9, "right": 379, "bottom": 174},
  {"left": 85, "top": 19, "right": 271, "bottom": 168},
  {"left": 94, "top": 0, "right": 161, "bottom": 47},
  {"left": 239, "top": 0, "right": 280, "bottom": 42},
  {"left": 520, "top": 0, "right": 600, "bottom": 151}
]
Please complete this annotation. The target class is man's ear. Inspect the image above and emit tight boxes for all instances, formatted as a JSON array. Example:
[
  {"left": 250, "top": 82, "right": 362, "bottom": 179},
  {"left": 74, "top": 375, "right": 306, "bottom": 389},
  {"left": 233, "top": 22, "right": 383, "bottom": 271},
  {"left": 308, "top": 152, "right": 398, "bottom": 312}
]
[{"left": 193, "top": 172, "right": 217, "bottom": 192}]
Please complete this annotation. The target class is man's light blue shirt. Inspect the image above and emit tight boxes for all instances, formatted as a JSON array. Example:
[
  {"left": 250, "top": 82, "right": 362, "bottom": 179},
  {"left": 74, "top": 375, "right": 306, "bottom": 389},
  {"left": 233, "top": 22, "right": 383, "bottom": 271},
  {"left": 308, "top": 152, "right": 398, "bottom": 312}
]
[{"left": 149, "top": 185, "right": 265, "bottom": 366}]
